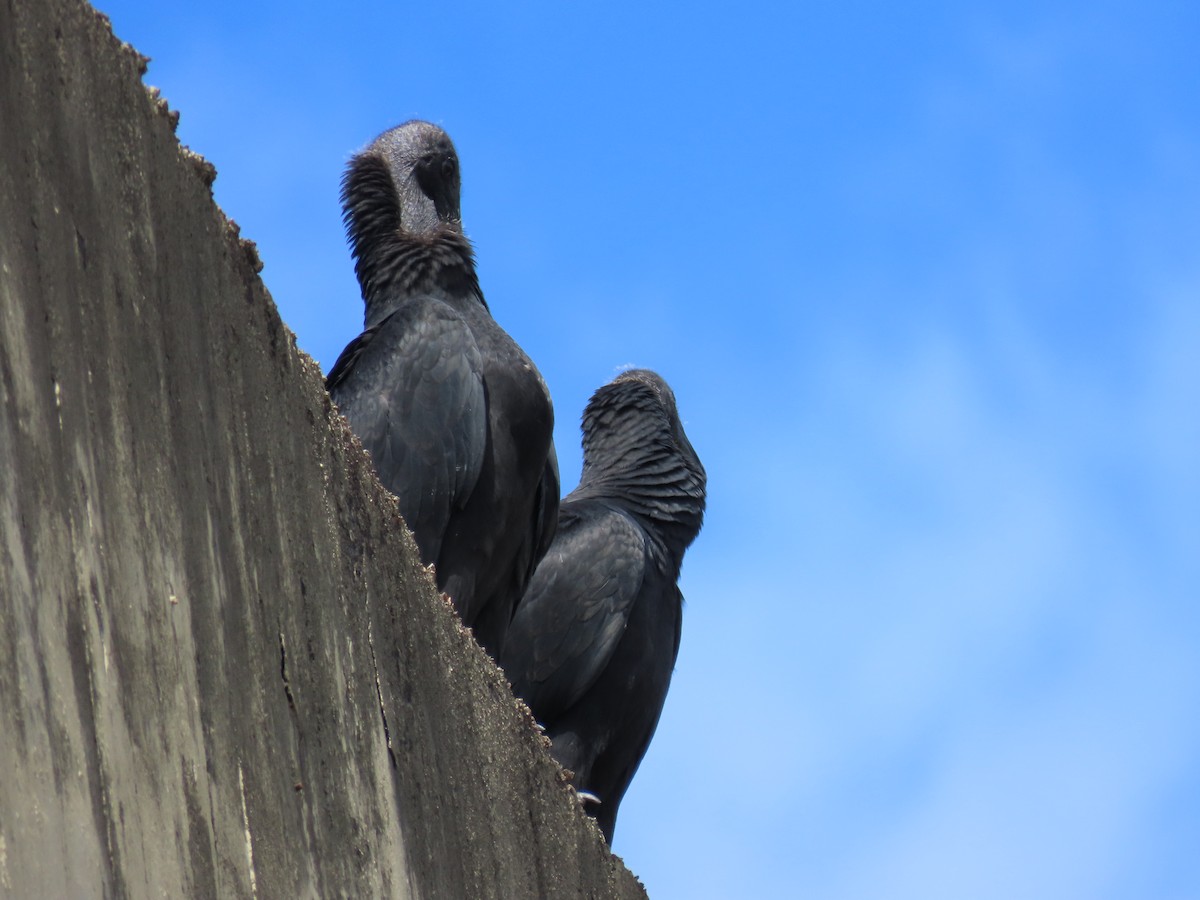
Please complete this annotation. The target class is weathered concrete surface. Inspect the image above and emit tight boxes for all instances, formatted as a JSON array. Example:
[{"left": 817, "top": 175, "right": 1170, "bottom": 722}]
[{"left": 0, "top": 0, "right": 647, "bottom": 896}]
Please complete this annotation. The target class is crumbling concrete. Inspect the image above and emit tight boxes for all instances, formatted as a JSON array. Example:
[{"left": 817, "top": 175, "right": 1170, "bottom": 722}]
[{"left": 0, "top": 0, "right": 647, "bottom": 896}]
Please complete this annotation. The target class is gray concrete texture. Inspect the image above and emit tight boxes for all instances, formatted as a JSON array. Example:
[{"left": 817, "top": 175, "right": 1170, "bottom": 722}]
[{"left": 0, "top": 0, "right": 648, "bottom": 896}]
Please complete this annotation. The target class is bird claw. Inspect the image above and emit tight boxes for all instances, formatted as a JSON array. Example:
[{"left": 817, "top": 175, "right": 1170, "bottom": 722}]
[{"left": 576, "top": 790, "right": 601, "bottom": 807}]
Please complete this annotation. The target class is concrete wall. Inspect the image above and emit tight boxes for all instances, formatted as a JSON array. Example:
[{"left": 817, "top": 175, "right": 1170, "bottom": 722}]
[{"left": 0, "top": 0, "right": 647, "bottom": 896}]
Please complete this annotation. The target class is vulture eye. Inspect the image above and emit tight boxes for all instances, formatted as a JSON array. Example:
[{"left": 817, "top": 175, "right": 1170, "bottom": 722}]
[{"left": 442, "top": 157, "right": 456, "bottom": 177}]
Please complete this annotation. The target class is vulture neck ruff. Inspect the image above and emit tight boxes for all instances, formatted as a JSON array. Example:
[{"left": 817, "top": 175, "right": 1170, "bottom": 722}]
[
  {"left": 573, "top": 376, "right": 706, "bottom": 560},
  {"left": 342, "top": 153, "right": 484, "bottom": 329}
]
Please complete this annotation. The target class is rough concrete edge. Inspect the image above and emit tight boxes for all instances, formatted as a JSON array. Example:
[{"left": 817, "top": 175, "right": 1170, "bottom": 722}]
[{"left": 84, "top": 3, "right": 649, "bottom": 896}]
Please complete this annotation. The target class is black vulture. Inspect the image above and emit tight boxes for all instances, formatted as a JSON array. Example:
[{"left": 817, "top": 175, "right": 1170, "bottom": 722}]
[
  {"left": 326, "top": 120, "right": 559, "bottom": 659},
  {"left": 501, "top": 369, "right": 706, "bottom": 842}
]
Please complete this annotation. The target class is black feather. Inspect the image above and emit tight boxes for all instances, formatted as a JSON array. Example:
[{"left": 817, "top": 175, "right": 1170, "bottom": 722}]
[
  {"left": 501, "top": 369, "right": 706, "bottom": 842},
  {"left": 327, "top": 120, "right": 558, "bottom": 659}
]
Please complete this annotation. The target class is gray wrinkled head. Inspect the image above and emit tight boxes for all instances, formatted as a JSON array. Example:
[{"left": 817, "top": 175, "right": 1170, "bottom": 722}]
[
  {"left": 577, "top": 368, "right": 706, "bottom": 552},
  {"left": 364, "top": 120, "right": 462, "bottom": 235},
  {"left": 607, "top": 369, "right": 702, "bottom": 476},
  {"left": 610, "top": 369, "right": 681, "bottom": 429},
  {"left": 341, "top": 120, "right": 479, "bottom": 307}
]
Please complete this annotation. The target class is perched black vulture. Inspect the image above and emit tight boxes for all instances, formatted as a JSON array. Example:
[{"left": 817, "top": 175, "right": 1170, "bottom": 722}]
[
  {"left": 501, "top": 369, "right": 706, "bottom": 843},
  {"left": 326, "top": 120, "right": 558, "bottom": 659}
]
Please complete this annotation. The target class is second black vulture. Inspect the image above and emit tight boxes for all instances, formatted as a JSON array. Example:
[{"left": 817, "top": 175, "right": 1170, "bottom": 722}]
[
  {"left": 326, "top": 120, "right": 559, "bottom": 659},
  {"left": 501, "top": 369, "right": 706, "bottom": 843}
]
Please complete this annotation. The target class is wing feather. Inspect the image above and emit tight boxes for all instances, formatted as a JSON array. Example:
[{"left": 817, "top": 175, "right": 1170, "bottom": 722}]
[
  {"left": 504, "top": 505, "right": 647, "bottom": 721},
  {"left": 327, "top": 300, "right": 486, "bottom": 564}
]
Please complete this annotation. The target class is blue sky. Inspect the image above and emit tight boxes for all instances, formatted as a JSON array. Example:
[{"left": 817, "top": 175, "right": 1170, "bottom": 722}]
[{"left": 97, "top": 2, "right": 1200, "bottom": 897}]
